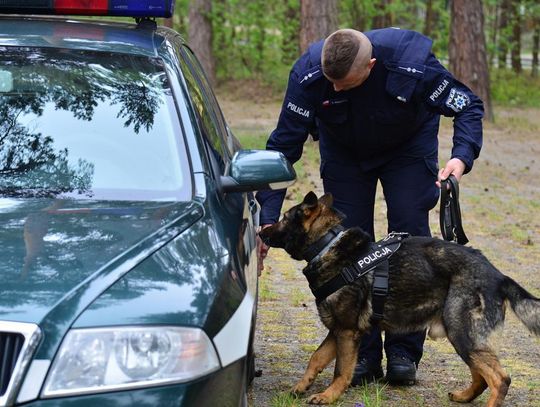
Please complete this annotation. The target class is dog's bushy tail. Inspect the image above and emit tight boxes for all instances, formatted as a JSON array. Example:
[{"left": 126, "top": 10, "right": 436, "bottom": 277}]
[{"left": 502, "top": 276, "right": 540, "bottom": 336}]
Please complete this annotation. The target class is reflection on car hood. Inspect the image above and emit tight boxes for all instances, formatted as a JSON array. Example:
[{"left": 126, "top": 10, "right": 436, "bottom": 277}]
[{"left": 0, "top": 198, "right": 202, "bottom": 324}]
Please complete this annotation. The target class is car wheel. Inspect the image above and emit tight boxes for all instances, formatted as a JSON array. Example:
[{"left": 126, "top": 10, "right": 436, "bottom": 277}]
[{"left": 246, "top": 326, "right": 256, "bottom": 384}]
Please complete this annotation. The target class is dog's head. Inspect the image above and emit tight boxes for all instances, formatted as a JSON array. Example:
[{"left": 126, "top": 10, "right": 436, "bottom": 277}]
[{"left": 259, "top": 191, "right": 344, "bottom": 260}]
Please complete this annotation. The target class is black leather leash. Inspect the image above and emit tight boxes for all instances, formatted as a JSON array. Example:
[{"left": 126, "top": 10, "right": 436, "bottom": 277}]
[{"left": 440, "top": 175, "right": 469, "bottom": 245}]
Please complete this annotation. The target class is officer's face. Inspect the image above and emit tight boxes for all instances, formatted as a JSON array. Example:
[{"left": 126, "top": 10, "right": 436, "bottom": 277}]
[{"left": 329, "top": 58, "right": 376, "bottom": 92}]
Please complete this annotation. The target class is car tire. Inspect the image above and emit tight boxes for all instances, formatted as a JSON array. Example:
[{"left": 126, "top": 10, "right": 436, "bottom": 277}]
[{"left": 246, "top": 324, "right": 256, "bottom": 384}]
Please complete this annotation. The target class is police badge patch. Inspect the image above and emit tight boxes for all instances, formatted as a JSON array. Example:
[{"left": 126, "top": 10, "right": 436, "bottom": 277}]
[{"left": 445, "top": 88, "right": 470, "bottom": 112}]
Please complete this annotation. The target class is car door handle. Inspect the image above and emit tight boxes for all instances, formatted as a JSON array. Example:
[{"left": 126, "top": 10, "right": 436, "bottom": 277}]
[{"left": 248, "top": 199, "right": 258, "bottom": 215}]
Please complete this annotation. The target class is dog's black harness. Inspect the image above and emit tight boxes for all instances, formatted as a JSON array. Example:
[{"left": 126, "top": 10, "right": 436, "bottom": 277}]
[{"left": 303, "top": 231, "right": 409, "bottom": 323}]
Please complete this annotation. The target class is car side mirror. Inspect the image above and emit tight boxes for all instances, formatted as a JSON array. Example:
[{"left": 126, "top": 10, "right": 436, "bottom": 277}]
[{"left": 220, "top": 150, "right": 296, "bottom": 193}]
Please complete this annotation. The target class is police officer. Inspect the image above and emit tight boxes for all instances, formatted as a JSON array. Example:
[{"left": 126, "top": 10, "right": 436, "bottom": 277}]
[{"left": 256, "top": 28, "right": 483, "bottom": 385}]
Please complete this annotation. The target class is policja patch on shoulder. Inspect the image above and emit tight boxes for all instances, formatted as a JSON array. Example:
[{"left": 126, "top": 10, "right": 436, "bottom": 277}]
[
  {"left": 284, "top": 97, "right": 313, "bottom": 122},
  {"left": 445, "top": 88, "right": 471, "bottom": 112}
]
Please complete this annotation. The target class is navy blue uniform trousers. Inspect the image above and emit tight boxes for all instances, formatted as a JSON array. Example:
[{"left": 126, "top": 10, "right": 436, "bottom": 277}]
[{"left": 321, "top": 154, "right": 440, "bottom": 365}]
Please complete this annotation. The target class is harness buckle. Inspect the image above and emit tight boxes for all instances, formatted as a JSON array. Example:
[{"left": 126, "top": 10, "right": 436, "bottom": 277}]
[
  {"left": 384, "top": 231, "right": 410, "bottom": 241},
  {"left": 341, "top": 266, "right": 357, "bottom": 283},
  {"left": 372, "top": 274, "right": 388, "bottom": 296}
]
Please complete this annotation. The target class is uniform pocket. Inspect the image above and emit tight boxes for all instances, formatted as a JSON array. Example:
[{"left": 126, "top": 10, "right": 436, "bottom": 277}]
[
  {"left": 318, "top": 102, "right": 348, "bottom": 124},
  {"left": 316, "top": 102, "right": 352, "bottom": 147},
  {"left": 423, "top": 156, "right": 439, "bottom": 177},
  {"left": 372, "top": 99, "right": 416, "bottom": 125},
  {"left": 422, "top": 156, "right": 440, "bottom": 211}
]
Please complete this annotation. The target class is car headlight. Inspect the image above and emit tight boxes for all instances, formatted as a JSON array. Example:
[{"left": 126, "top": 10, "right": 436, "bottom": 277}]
[{"left": 42, "top": 326, "right": 220, "bottom": 397}]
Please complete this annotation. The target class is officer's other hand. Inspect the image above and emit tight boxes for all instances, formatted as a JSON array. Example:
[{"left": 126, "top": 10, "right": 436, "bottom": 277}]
[
  {"left": 256, "top": 224, "right": 272, "bottom": 275},
  {"left": 436, "top": 158, "right": 466, "bottom": 188}
]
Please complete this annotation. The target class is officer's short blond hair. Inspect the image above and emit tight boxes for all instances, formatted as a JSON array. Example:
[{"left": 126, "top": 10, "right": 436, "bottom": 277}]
[{"left": 322, "top": 29, "right": 371, "bottom": 80}]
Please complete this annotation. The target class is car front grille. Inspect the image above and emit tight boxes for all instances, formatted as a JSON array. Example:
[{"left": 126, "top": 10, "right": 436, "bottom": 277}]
[
  {"left": 0, "top": 333, "right": 25, "bottom": 397},
  {"left": 0, "top": 322, "right": 41, "bottom": 407}
]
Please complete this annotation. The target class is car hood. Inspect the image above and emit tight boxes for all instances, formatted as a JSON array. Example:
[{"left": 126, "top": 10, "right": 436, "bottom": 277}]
[{"left": 0, "top": 198, "right": 203, "bottom": 325}]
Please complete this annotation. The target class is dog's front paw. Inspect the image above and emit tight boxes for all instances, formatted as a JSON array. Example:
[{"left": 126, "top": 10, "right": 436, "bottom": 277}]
[
  {"left": 307, "top": 392, "right": 332, "bottom": 405},
  {"left": 291, "top": 381, "right": 309, "bottom": 395}
]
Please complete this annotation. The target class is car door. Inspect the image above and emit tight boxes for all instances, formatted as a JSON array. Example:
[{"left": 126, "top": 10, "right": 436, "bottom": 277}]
[{"left": 177, "top": 44, "right": 259, "bottom": 298}]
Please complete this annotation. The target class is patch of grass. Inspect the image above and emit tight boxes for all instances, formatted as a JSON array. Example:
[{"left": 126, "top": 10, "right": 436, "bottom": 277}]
[
  {"left": 235, "top": 130, "right": 268, "bottom": 150},
  {"left": 498, "top": 115, "right": 540, "bottom": 132},
  {"left": 293, "top": 161, "right": 306, "bottom": 184},
  {"left": 260, "top": 277, "right": 279, "bottom": 301},
  {"left": 434, "top": 383, "right": 452, "bottom": 406},
  {"left": 299, "top": 343, "right": 319, "bottom": 354},
  {"left": 289, "top": 287, "right": 308, "bottom": 306},
  {"left": 510, "top": 226, "right": 532, "bottom": 245},
  {"left": 270, "top": 360, "right": 292, "bottom": 372},
  {"left": 297, "top": 325, "right": 318, "bottom": 342},
  {"left": 491, "top": 69, "right": 540, "bottom": 108},
  {"left": 270, "top": 392, "right": 303, "bottom": 407},
  {"left": 280, "top": 265, "right": 297, "bottom": 281},
  {"left": 349, "top": 382, "right": 388, "bottom": 407}
]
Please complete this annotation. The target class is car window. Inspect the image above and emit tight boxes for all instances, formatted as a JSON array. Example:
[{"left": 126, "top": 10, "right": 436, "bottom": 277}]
[
  {"left": 0, "top": 47, "right": 190, "bottom": 201},
  {"left": 178, "top": 46, "right": 231, "bottom": 172}
]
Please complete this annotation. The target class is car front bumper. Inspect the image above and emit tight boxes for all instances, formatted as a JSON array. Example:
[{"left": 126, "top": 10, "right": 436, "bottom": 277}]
[{"left": 19, "top": 358, "right": 247, "bottom": 407}]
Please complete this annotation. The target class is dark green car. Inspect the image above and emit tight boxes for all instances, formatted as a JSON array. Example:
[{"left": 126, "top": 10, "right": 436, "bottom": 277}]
[{"left": 0, "top": 3, "right": 295, "bottom": 406}]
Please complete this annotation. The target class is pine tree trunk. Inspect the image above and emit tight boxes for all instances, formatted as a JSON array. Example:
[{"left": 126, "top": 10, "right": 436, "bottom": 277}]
[
  {"left": 424, "top": 0, "right": 435, "bottom": 37},
  {"left": 510, "top": 0, "right": 522, "bottom": 74},
  {"left": 533, "top": 17, "right": 539, "bottom": 78},
  {"left": 498, "top": 0, "right": 510, "bottom": 69},
  {"left": 188, "top": 0, "right": 216, "bottom": 86},
  {"left": 300, "top": 0, "right": 338, "bottom": 53},
  {"left": 449, "top": 0, "right": 493, "bottom": 122},
  {"left": 281, "top": 0, "right": 300, "bottom": 65},
  {"left": 350, "top": 0, "right": 366, "bottom": 31},
  {"left": 372, "top": 0, "right": 393, "bottom": 29},
  {"left": 488, "top": 1, "right": 499, "bottom": 67}
]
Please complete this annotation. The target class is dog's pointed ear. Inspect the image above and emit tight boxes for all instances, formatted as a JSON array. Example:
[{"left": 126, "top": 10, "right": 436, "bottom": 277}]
[
  {"left": 302, "top": 191, "right": 318, "bottom": 208},
  {"left": 318, "top": 193, "right": 333, "bottom": 208}
]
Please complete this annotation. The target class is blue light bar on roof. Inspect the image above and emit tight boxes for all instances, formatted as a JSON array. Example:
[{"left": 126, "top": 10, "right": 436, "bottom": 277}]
[{"left": 0, "top": 0, "right": 174, "bottom": 18}]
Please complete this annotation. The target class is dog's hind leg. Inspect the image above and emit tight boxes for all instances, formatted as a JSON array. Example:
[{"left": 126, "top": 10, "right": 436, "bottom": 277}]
[
  {"left": 467, "top": 349, "right": 511, "bottom": 407},
  {"left": 444, "top": 292, "right": 510, "bottom": 407},
  {"left": 292, "top": 332, "right": 337, "bottom": 396},
  {"left": 448, "top": 364, "right": 487, "bottom": 403},
  {"left": 307, "top": 329, "right": 358, "bottom": 405}
]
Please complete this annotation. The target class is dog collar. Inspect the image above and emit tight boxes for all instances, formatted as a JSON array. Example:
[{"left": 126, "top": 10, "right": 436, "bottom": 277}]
[{"left": 302, "top": 225, "right": 345, "bottom": 262}]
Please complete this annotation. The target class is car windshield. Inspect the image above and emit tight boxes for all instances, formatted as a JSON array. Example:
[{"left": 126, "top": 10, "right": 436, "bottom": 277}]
[{"left": 0, "top": 47, "right": 190, "bottom": 201}]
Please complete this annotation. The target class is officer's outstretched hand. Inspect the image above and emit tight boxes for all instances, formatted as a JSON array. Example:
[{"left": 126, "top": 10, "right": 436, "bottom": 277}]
[
  {"left": 256, "top": 224, "right": 272, "bottom": 275},
  {"left": 437, "top": 158, "right": 466, "bottom": 188}
]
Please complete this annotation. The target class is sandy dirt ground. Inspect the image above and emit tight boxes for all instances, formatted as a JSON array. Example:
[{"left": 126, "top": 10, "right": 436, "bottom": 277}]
[{"left": 219, "top": 91, "right": 540, "bottom": 407}]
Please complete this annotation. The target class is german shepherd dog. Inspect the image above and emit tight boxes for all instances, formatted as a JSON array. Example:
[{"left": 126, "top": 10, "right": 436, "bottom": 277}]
[{"left": 259, "top": 191, "right": 540, "bottom": 406}]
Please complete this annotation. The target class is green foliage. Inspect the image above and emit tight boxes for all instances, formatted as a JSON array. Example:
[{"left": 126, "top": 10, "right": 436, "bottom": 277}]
[
  {"left": 491, "top": 69, "right": 540, "bottom": 107},
  {"left": 210, "top": 0, "right": 296, "bottom": 82},
  {"left": 173, "top": 0, "right": 536, "bottom": 99},
  {"left": 338, "top": 0, "right": 449, "bottom": 56}
]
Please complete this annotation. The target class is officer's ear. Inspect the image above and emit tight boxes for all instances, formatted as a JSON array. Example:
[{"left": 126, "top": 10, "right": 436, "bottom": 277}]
[{"left": 368, "top": 58, "right": 377, "bottom": 70}]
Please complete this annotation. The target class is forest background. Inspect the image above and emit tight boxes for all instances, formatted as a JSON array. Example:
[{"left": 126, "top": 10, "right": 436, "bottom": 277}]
[{"left": 164, "top": 0, "right": 540, "bottom": 114}]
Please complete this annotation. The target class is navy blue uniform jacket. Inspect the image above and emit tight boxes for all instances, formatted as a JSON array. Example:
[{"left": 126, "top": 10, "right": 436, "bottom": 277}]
[{"left": 257, "top": 28, "right": 484, "bottom": 225}]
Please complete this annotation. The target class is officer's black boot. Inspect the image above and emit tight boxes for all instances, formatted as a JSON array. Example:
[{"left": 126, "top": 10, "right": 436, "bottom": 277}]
[
  {"left": 351, "top": 358, "right": 384, "bottom": 386},
  {"left": 385, "top": 354, "right": 417, "bottom": 385}
]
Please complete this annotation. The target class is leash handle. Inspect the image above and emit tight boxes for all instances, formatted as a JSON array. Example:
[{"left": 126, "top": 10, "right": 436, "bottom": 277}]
[{"left": 439, "top": 175, "right": 469, "bottom": 245}]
